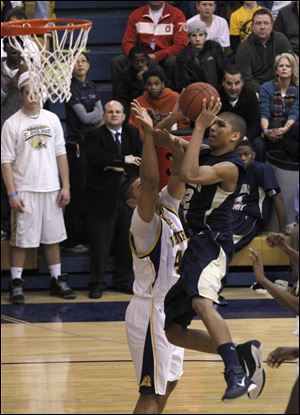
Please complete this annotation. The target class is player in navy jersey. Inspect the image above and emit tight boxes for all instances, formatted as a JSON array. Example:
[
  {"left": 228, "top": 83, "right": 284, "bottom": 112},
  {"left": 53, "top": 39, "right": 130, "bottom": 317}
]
[
  {"left": 232, "top": 140, "right": 286, "bottom": 251},
  {"left": 164, "top": 97, "right": 266, "bottom": 401}
]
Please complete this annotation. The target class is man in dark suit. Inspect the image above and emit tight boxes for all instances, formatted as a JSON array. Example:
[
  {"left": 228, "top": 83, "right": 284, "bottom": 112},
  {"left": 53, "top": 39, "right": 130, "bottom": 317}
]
[{"left": 85, "top": 100, "right": 142, "bottom": 298}]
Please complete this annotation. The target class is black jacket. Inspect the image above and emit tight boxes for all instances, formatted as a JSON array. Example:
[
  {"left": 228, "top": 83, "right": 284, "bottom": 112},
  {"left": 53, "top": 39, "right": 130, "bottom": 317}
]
[
  {"left": 236, "top": 31, "right": 292, "bottom": 93},
  {"left": 115, "top": 66, "right": 145, "bottom": 118},
  {"left": 172, "top": 41, "right": 225, "bottom": 92},
  {"left": 219, "top": 86, "right": 261, "bottom": 142},
  {"left": 274, "top": 2, "right": 299, "bottom": 56},
  {"left": 85, "top": 124, "right": 142, "bottom": 217}
]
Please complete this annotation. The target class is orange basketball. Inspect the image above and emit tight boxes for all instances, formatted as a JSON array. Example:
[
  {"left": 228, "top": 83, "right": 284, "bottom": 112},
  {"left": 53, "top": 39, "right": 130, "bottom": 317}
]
[{"left": 179, "top": 82, "right": 220, "bottom": 121}]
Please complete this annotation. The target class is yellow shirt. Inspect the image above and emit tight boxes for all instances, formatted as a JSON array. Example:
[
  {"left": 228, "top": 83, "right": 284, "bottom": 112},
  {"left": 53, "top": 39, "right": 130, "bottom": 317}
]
[{"left": 230, "top": 5, "right": 262, "bottom": 42}]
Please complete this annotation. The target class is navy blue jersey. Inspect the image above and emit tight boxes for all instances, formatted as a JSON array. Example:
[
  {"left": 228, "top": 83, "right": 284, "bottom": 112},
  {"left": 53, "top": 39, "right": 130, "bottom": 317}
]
[
  {"left": 232, "top": 161, "right": 281, "bottom": 221},
  {"left": 182, "top": 149, "right": 246, "bottom": 236}
]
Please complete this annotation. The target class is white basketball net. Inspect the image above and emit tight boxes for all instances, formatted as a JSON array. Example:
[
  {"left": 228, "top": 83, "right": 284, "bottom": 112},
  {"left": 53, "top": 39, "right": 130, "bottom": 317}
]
[{"left": 7, "top": 22, "right": 91, "bottom": 103}]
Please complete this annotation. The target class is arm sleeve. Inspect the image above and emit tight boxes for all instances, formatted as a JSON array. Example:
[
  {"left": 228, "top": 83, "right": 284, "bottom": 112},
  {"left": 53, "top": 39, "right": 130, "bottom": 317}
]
[
  {"left": 122, "top": 13, "right": 138, "bottom": 55},
  {"left": 154, "top": 12, "right": 188, "bottom": 61},
  {"left": 53, "top": 115, "right": 67, "bottom": 157},
  {"left": 1, "top": 121, "right": 16, "bottom": 164},
  {"left": 85, "top": 132, "right": 125, "bottom": 168},
  {"left": 72, "top": 100, "right": 103, "bottom": 125},
  {"left": 130, "top": 208, "right": 160, "bottom": 255},
  {"left": 259, "top": 164, "right": 281, "bottom": 195},
  {"left": 259, "top": 83, "right": 272, "bottom": 120},
  {"left": 287, "top": 90, "right": 299, "bottom": 121}
]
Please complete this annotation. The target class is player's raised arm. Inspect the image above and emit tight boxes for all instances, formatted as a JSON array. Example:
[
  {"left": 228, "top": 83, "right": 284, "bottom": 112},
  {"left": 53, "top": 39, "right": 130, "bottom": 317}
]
[{"left": 131, "top": 100, "right": 159, "bottom": 223}]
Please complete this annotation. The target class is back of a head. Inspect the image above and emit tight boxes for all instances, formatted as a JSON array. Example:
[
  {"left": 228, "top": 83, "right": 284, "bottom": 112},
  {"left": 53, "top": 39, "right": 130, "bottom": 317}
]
[
  {"left": 119, "top": 176, "right": 139, "bottom": 207},
  {"left": 4, "top": 6, "right": 27, "bottom": 21}
]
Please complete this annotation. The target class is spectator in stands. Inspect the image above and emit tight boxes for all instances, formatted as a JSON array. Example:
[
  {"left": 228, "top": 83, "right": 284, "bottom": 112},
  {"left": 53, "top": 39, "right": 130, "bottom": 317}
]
[
  {"left": 235, "top": 8, "right": 292, "bottom": 94},
  {"left": 259, "top": 52, "right": 299, "bottom": 160},
  {"left": 187, "top": 1, "right": 231, "bottom": 51},
  {"left": 85, "top": 100, "right": 142, "bottom": 298},
  {"left": 115, "top": 46, "right": 152, "bottom": 118},
  {"left": 1, "top": 6, "right": 40, "bottom": 60},
  {"left": 171, "top": 19, "right": 225, "bottom": 92},
  {"left": 269, "top": 1, "right": 292, "bottom": 19},
  {"left": 274, "top": 1, "right": 299, "bottom": 56},
  {"left": 111, "top": 1, "right": 188, "bottom": 97},
  {"left": 214, "top": 1, "right": 242, "bottom": 22},
  {"left": 63, "top": 52, "right": 104, "bottom": 254},
  {"left": 129, "top": 67, "right": 189, "bottom": 189},
  {"left": 219, "top": 66, "right": 263, "bottom": 160},
  {"left": 232, "top": 140, "right": 286, "bottom": 252},
  {"left": 229, "top": 1, "right": 262, "bottom": 54},
  {"left": 1, "top": 71, "right": 75, "bottom": 304},
  {"left": 1, "top": 1, "right": 23, "bottom": 21}
]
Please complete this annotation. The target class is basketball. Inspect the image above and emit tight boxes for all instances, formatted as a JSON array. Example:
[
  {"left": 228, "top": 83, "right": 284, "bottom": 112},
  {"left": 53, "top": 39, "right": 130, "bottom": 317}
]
[{"left": 179, "top": 82, "right": 220, "bottom": 121}]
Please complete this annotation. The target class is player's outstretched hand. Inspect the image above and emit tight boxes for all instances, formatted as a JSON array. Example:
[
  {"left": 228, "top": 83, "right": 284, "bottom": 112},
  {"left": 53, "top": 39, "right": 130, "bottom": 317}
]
[
  {"left": 267, "top": 347, "right": 299, "bottom": 368},
  {"left": 266, "top": 233, "right": 287, "bottom": 249},
  {"left": 249, "top": 247, "right": 266, "bottom": 285},
  {"left": 131, "top": 100, "right": 153, "bottom": 132}
]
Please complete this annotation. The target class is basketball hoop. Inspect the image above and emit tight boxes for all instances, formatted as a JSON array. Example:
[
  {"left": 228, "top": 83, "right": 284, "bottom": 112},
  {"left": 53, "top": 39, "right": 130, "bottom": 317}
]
[{"left": 1, "top": 18, "right": 93, "bottom": 103}]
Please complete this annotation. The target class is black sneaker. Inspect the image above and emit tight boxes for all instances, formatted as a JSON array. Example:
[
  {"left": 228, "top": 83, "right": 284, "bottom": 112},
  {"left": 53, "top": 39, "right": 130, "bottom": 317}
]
[
  {"left": 50, "top": 274, "right": 76, "bottom": 299},
  {"left": 10, "top": 278, "right": 25, "bottom": 304},
  {"left": 236, "top": 340, "right": 266, "bottom": 399},
  {"left": 222, "top": 366, "right": 256, "bottom": 401}
]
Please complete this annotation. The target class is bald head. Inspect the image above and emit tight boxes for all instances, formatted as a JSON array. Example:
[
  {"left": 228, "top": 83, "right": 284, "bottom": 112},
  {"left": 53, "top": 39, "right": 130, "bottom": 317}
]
[{"left": 104, "top": 100, "right": 126, "bottom": 130}]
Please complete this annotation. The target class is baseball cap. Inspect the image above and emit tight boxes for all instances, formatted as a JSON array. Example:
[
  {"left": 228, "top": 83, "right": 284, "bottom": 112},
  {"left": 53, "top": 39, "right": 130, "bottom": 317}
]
[
  {"left": 18, "top": 71, "right": 30, "bottom": 90},
  {"left": 187, "top": 20, "right": 208, "bottom": 35}
]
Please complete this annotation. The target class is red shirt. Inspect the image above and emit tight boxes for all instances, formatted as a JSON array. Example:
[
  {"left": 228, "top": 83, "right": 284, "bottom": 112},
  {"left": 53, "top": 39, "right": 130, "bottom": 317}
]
[{"left": 122, "top": 3, "right": 188, "bottom": 62}]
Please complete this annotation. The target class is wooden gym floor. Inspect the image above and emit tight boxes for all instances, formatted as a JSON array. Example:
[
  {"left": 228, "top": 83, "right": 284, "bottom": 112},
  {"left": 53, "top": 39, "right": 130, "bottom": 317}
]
[{"left": 1, "top": 287, "right": 298, "bottom": 414}]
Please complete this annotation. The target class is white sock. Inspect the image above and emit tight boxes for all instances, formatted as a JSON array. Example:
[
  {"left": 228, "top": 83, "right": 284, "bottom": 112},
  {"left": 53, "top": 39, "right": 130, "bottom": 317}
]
[
  {"left": 11, "top": 267, "right": 23, "bottom": 279},
  {"left": 48, "top": 263, "right": 61, "bottom": 279}
]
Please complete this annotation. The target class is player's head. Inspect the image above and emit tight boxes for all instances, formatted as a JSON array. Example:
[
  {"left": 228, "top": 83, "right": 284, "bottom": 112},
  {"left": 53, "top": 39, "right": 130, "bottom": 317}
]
[
  {"left": 208, "top": 112, "right": 246, "bottom": 149},
  {"left": 143, "top": 67, "right": 166, "bottom": 99},
  {"left": 119, "top": 176, "right": 141, "bottom": 209},
  {"left": 235, "top": 139, "right": 256, "bottom": 168},
  {"left": 18, "top": 71, "right": 40, "bottom": 106}
]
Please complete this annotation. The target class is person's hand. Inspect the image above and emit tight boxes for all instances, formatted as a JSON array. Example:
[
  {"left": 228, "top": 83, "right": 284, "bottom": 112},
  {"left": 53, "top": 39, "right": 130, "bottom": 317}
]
[
  {"left": 275, "top": 126, "right": 288, "bottom": 136},
  {"left": 9, "top": 195, "right": 25, "bottom": 213},
  {"left": 170, "top": 91, "right": 186, "bottom": 123},
  {"left": 195, "top": 96, "right": 222, "bottom": 130},
  {"left": 152, "top": 128, "right": 175, "bottom": 148},
  {"left": 131, "top": 100, "right": 153, "bottom": 132},
  {"left": 266, "top": 233, "right": 288, "bottom": 249},
  {"left": 267, "top": 347, "right": 299, "bottom": 368},
  {"left": 249, "top": 247, "right": 266, "bottom": 284},
  {"left": 171, "top": 136, "right": 185, "bottom": 164},
  {"left": 264, "top": 129, "right": 282, "bottom": 141},
  {"left": 124, "top": 155, "right": 141, "bottom": 166},
  {"left": 57, "top": 187, "right": 70, "bottom": 208},
  {"left": 136, "top": 65, "right": 148, "bottom": 81},
  {"left": 148, "top": 53, "right": 156, "bottom": 60}
]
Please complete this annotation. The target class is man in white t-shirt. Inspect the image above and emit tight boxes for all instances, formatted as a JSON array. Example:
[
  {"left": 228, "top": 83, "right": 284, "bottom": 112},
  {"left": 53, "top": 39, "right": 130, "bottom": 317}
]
[
  {"left": 187, "top": 1, "right": 230, "bottom": 50},
  {"left": 1, "top": 72, "right": 76, "bottom": 304}
]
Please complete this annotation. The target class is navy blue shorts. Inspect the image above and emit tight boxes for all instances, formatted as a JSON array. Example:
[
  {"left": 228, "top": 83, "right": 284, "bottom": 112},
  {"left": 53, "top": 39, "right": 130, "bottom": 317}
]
[{"left": 164, "top": 231, "right": 233, "bottom": 330}]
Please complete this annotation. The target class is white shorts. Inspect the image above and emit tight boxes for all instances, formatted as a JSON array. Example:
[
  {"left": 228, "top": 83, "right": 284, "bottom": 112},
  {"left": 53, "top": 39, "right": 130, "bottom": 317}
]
[
  {"left": 125, "top": 296, "right": 184, "bottom": 396},
  {"left": 10, "top": 191, "right": 67, "bottom": 248}
]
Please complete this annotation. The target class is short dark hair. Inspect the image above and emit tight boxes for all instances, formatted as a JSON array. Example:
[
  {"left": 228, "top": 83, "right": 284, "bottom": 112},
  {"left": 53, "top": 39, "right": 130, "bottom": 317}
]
[
  {"left": 235, "top": 139, "right": 255, "bottom": 151},
  {"left": 119, "top": 176, "right": 139, "bottom": 206},
  {"left": 143, "top": 67, "right": 167, "bottom": 83},
  {"left": 223, "top": 65, "right": 243, "bottom": 80},
  {"left": 128, "top": 45, "right": 149, "bottom": 61},
  {"left": 79, "top": 51, "right": 90, "bottom": 63},
  {"left": 252, "top": 8, "right": 274, "bottom": 23},
  {"left": 220, "top": 112, "right": 247, "bottom": 143},
  {"left": 4, "top": 6, "right": 27, "bottom": 21}
]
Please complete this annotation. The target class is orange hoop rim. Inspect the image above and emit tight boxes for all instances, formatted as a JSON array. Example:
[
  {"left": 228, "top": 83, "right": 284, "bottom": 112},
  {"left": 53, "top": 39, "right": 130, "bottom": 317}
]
[{"left": 1, "top": 18, "right": 92, "bottom": 36}]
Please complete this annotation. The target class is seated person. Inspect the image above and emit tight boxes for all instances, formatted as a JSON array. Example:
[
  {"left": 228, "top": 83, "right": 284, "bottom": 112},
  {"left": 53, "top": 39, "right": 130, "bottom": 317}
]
[
  {"left": 187, "top": 1, "right": 231, "bottom": 51},
  {"left": 274, "top": 1, "right": 299, "bottom": 57},
  {"left": 229, "top": 1, "right": 263, "bottom": 54},
  {"left": 260, "top": 52, "right": 299, "bottom": 161},
  {"left": 219, "top": 65, "right": 263, "bottom": 160},
  {"left": 129, "top": 67, "right": 189, "bottom": 189},
  {"left": 115, "top": 46, "right": 151, "bottom": 119},
  {"left": 171, "top": 19, "right": 225, "bottom": 92},
  {"left": 232, "top": 140, "right": 286, "bottom": 252}
]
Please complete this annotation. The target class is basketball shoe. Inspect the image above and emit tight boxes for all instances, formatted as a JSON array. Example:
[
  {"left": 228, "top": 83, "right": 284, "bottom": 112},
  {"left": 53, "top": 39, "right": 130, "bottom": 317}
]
[{"left": 222, "top": 366, "right": 256, "bottom": 401}]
